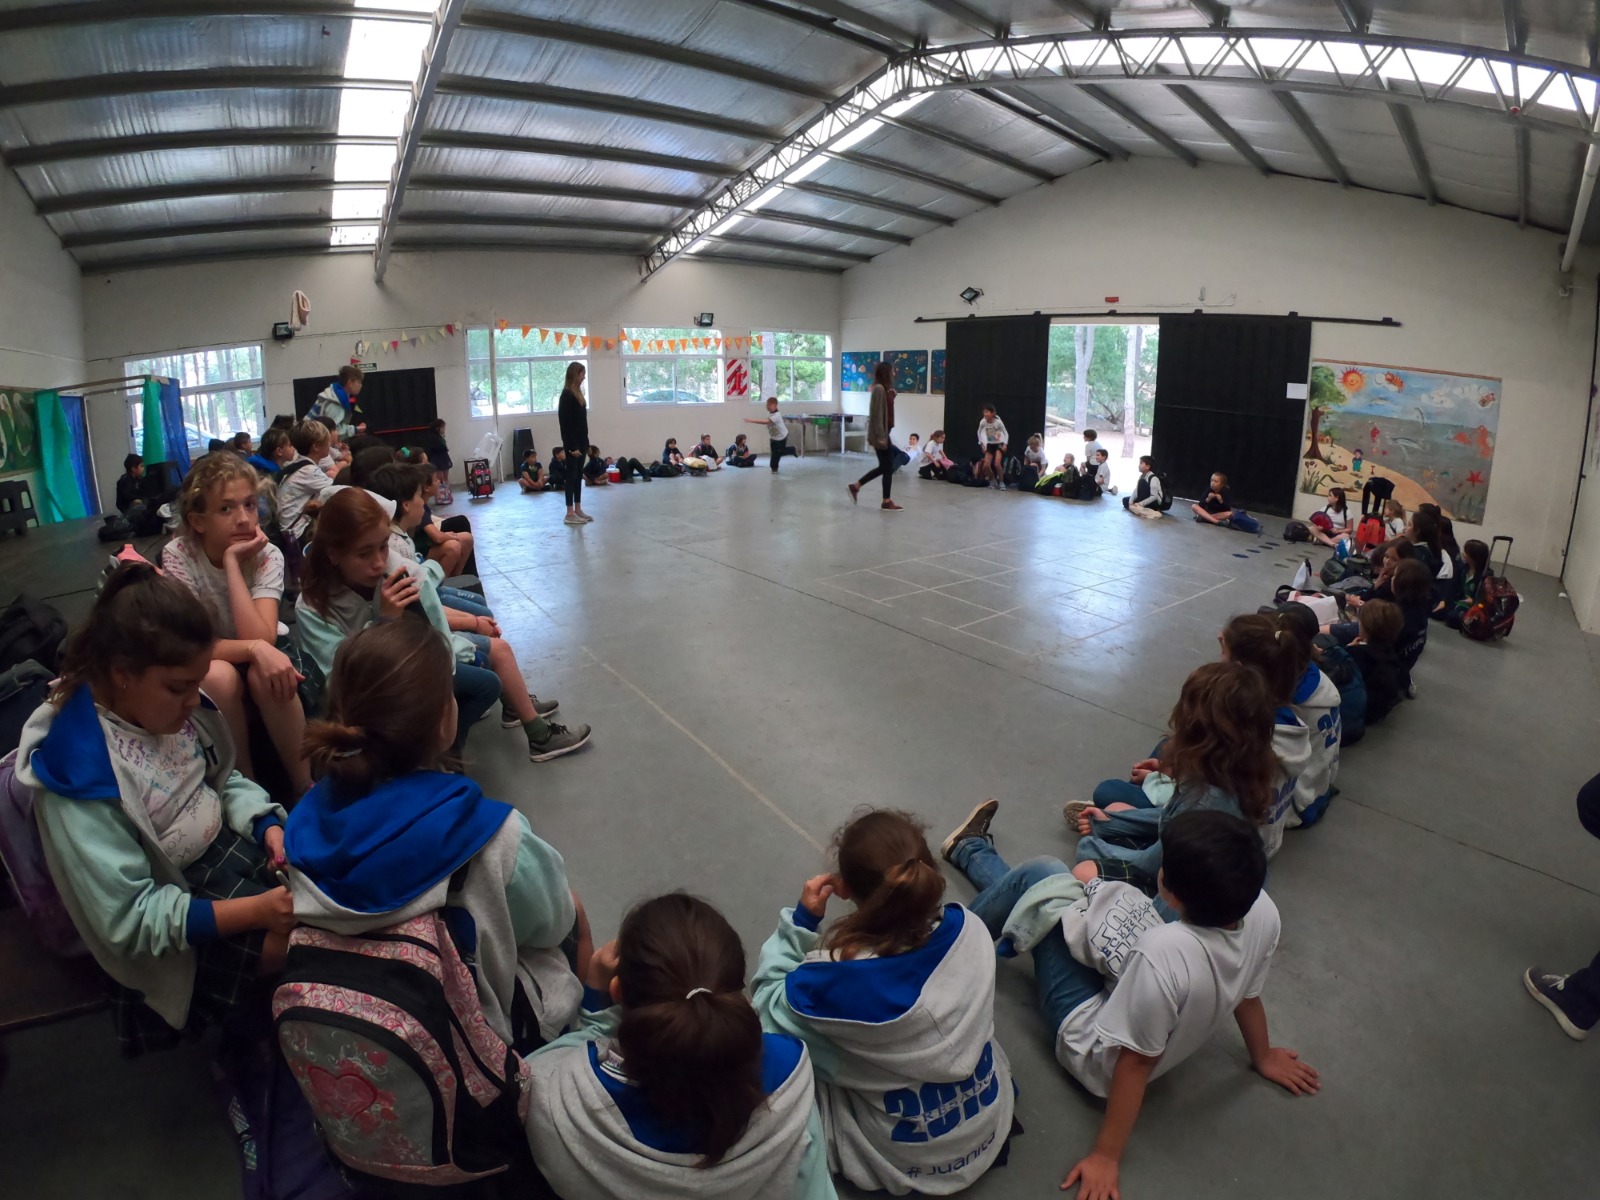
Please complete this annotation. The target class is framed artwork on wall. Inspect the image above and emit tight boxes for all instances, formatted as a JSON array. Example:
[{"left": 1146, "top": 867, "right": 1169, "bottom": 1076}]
[
  {"left": 931, "top": 349, "right": 946, "bottom": 395},
  {"left": 841, "top": 351, "right": 880, "bottom": 392},
  {"left": 883, "top": 349, "right": 929, "bottom": 394}
]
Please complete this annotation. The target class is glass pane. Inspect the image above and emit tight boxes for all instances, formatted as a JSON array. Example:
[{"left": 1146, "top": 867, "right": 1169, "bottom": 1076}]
[
  {"left": 495, "top": 325, "right": 583, "bottom": 359},
  {"left": 182, "top": 388, "right": 264, "bottom": 451},
  {"left": 678, "top": 357, "right": 721, "bottom": 403},
  {"left": 791, "top": 333, "right": 830, "bottom": 357},
  {"left": 623, "top": 328, "right": 720, "bottom": 355},
  {"left": 467, "top": 327, "right": 490, "bottom": 361},
  {"left": 792, "top": 358, "right": 829, "bottom": 405},
  {"left": 624, "top": 360, "right": 676, "bottom": 403},
  {"left": 527, "top": 360, "right": 566, "bottom": 413},
  {"left": 496, "top": 360, "right": 532, "bottom": 415},
  {"left": 469, "top": 363, "right": 495, "bottom": 418},
  {"left": 128, "top": 398, "right": 144, "bottom": 452}
]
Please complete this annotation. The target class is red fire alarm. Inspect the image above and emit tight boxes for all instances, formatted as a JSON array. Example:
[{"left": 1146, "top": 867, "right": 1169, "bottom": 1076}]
[{"left": 1104, "top": 296, "right": 1120, "bottom": 303}]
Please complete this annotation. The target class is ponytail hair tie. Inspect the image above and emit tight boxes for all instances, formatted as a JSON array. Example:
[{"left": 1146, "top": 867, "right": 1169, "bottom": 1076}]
[{"left": 685, "top": 987, "right": 712, "bottom": 1000}]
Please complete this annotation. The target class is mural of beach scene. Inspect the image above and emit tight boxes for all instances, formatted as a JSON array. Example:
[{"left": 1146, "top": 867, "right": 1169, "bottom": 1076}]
[{"left": 1301, "top": 360, "right": 1500, "bottom": 524}]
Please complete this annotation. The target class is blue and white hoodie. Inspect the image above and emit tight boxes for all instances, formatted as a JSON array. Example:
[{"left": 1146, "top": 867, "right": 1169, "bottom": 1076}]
[
  {"left": 1264, "top": 663, "right": 1343, "bottom": 850},
  {"left": 752, "top": 903, "right": 1015, "bottom": 1195}
]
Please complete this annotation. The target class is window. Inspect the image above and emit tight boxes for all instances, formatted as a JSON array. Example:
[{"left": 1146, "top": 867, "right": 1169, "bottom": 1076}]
[
  {"left": 124, "top": 343, "right": 265, "bottom": 455},
  {"left": 468, "top": 326, "right": 587, "bottom": 419},
  {"left": 749, "top": 331, "right": 832, "bottom": 405},
  {"left": 622, "top": 327, "right": 724, "bottom": 404}
]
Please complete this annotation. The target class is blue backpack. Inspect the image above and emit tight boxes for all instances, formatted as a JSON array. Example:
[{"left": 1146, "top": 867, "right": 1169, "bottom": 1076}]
[{"left": 1230, "top": 511, "right": 1262, "bottom": 534}]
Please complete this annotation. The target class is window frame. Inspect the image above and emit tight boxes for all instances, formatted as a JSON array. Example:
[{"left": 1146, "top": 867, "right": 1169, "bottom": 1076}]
[
  {"left": 746, "top": 330, "right": 834, "bottom": 406},
  {"left": 620, "top": 327, "right": 727, "bottom": 406},
  {"left": 122, "top": 341, "right": 266, "bottom": 455},
  {"left": 467, "top": 324, "right": 589, "bottom": 421}
]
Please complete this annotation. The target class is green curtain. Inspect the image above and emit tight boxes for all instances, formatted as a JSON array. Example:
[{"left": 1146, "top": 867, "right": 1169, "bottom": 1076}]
[
  {"left": 140, "top": 378, "right": 168, "bottom": 464},
  {"left": 35, "top": 389, "right": 88, "bottom": 522}
]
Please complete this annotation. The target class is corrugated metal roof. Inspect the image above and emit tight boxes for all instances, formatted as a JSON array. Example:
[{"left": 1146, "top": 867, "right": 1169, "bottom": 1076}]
[{"left": 0, "top": 0, "right": 1595, "bottom": 274}]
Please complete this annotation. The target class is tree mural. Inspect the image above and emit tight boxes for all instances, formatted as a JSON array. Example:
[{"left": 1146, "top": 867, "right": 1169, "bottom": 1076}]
[{"left": 1303, "top": 363, "right": 1345, "bottom": 462}]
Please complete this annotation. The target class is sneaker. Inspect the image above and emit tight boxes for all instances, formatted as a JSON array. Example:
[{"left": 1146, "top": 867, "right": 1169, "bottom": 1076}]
[
  {"left": 576, "top": 510, "right": 594, "bottom": 523},
  {"left": 881, "top": 500, "right": 903, "bottom": 511},
  {"left": 848, "top": 483, "right": 860, "bottom": 504},
  {"left": 1524, "top": 967, "right": 1595, "bottom": 1040},
  {"left": 563, "top": 513, "right": 584, "bottom": 526},
  {"left": 1062, "top": 799, "right": 1094, "bottom": 829},
  {"left": 1108, "top": 485, "right": 1119, "bottom": 496},
  {"left": 501, "top": 695, "right": 559, "bottom": 728},
  {"left": 528, "top": 722, "right": 592, "bottom": 762},
  {"left": 940, "top": 799, "right": 999, "bottom": 863}
]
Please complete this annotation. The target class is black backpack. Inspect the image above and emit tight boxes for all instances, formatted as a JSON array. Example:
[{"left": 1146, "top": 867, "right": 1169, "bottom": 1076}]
[
  {"left": 97, "top": 513, "right": 133, "bottom": 543},
  {"left": 0, "top": 596, "right": 67, "bottom": 675},
  {"left": 1151, "top": 471, "right": 1174, "bottom": 511},
  {"left": 1319, "top": 554, "right": 1371, "bottom": 587},
  {"left": 1284, "top": 520, "right": 1312, "bottom": 542}
]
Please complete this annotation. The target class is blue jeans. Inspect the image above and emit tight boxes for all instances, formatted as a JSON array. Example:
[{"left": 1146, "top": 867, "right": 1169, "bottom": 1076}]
[
  {"left": 440, "top": 586, "right": 492, "bottom": 619},
  {"left": 452, "top": 662, "right": 501, "bottom": 754},
  {"left": 1093, "top": 778, "right": 1150, "bottom": 810},
  {"left": 950, "top": 840, "right": 1107, "bottom": 1038}
]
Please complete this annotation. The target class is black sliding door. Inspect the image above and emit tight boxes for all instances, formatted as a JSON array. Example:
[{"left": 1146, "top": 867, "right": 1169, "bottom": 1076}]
[
  {"left": 943, "top": 315, "right": 1050, "bottom": 465},
  {"left": 1150, "top": 315, "right": 1312, "bottom": 516},
  {"left": 293, "top": 366, "right": 439, "bottom": 445}
]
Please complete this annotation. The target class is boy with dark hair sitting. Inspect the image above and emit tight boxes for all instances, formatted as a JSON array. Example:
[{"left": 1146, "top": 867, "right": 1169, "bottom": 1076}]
[
  {"left": 517, "top": 448, "right": 546, "bottom": 493},
  {"left": 1122, "top": 455, "right": 1165, "bottom": 519},
  {"left": 942, "top": 803, "right": 1318, "bottom": 1200},
  {"left": 115, "top": 453, "right": 145, "bottom": 514}
]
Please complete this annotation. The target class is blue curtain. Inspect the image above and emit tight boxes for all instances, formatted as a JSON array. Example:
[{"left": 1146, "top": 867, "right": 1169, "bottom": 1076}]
[
  {"left": 57, "top": 394, "right": 98, "bottom": 514},
  {"left": 157, "top": 378, "right": 191, "bottom": 477},
  {"left": 34, "top": 390, "right": 89, "bottom": 523}
]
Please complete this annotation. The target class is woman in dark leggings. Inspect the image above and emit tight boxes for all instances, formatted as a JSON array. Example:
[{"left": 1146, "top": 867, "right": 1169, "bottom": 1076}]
[
  {"left": 849, "top": 360, "right": 902, "bottom": 511},
  {"left": 1525, "top": 771, "right": 1600, "bottom": 1039},
  {"left": 557, "top": 361, "right": 591, "bottom": 526}
]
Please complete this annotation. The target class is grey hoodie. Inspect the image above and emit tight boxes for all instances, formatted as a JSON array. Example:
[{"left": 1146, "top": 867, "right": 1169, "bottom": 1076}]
[
  {"left": 526, "top": 1006, "right": 835, "bottom": 1200},
  {"left": 752, "top": 903, "right": 1015, "bottom": 1195}
]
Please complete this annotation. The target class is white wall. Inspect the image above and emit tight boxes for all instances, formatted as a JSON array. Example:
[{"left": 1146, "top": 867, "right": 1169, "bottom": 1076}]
[
  {"left": 1562, "top": 353, "right": 1600, "bottom": 632},
  {"left": 841, "top": 158, "right": 1597, "bottom": 584},
  {"left": 80, "top": 249, "right": 841, "bottom": 501}
]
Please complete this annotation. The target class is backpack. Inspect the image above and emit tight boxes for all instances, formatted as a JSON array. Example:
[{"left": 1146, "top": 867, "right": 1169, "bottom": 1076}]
[
  {"left": 1003, "top": 456, "right": 1022, "bottom": 485},
  {"left": 1284, "top": 520, "right": 1312, "bottom": 542},
  {"left": 1151, "top": 471, "right": 1173, "bottom": 511},
  {"left": 97, "top": 513, "right": 133, "bottom": 543},
  {"left": 0, "top": 745, "right": 87, "bottom": 957},
  {"left": 1308, "top": 510, "right": 1335, "bottom": 533},
  {"left": 1319, "top": 554, "right": 1370, "bottom": 587},
  {"left": 1229, "top": 511, "right": 1262, "bottom": 534},
  {"left": 0, "top": 595, "right": 67, "bottom": 675},
  {"left": 1353, "top": 514, "right": 1385, "bottom": 551},
  {"left": 273, "top": 911, "right": 549, "bottom": 1197},
  {"left": 1459, "top": 574, "right": 1519, "bottom": 641}
]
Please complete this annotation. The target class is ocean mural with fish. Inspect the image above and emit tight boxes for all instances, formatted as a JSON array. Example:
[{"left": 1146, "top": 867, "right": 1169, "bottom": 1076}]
[{"left": 1300, "top": 360, "right": 1499, "bottom": 524}]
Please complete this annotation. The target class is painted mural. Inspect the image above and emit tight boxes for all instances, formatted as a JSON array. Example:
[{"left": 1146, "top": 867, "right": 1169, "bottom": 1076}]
[
  {"left": 883, "top": 350, "right": 928, "bottom": 394},
  {"left": 0, "top": 389, "right": 41, "bottom": 476},
  {"left": 931, "top": 348, "right": 946, "bottom": 395},
  {"left": 1300, "top": 360, "right": 1500, "bottom": 524},
  {"left": 841, "top": 351, "right": 879, "bottom": 393}
]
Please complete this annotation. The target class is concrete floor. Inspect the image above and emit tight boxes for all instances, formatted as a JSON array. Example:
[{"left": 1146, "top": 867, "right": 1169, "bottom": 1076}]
[{"left": 4, "top": 455, "right": 1600, "bottom": 1199}]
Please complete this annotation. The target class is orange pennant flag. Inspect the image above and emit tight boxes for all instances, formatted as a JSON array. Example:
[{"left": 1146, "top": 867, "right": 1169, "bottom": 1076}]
[
  {"left": 521, "top": 325, "right": 531, "bottom": 337},
  {"left": 631, "top": 339, "right": 641, "bottom": 352},
  {"left": 496, "top": 319, "right": 507, "bottom": 331},
  {"left": 538, "top": 328, "right": 549, "bottom": 342},
  {"left": 605, "top": 338, "right": 616, "bottom": 351},
  {"left": 714, "top": 338, "right": 724, "bottom": 350},
  {"left": 552, "top": 332, "right": 564, "bottom": 347}
]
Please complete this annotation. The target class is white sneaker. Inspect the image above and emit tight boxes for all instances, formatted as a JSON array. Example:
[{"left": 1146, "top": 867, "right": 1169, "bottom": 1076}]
[
  {"left": 577, "top": 511, "right": 594, "bottom": 523},
  {"left": 563, "top": 513, "right": 584, "bottom": 526}
]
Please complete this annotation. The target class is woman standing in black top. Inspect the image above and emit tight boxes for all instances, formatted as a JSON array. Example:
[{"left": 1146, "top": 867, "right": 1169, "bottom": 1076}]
[{"left": 557, "top": 361, "right": 591, "bottom": 526}]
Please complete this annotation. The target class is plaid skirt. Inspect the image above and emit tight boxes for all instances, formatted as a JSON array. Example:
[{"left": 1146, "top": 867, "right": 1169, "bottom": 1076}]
[{"left": 110, "top": 828, "right": 274, "bottom": 1058}]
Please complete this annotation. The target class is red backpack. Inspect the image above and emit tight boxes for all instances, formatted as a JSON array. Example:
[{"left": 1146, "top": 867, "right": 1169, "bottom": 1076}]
[{"left": 1459, "top": 574, "right": 1518, "bottom": 641}]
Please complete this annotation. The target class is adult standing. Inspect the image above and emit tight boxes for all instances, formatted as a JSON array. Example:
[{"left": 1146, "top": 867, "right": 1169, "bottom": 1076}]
[
  {"left": 1525, "top": 771, "right": 1600, "bottom": 1038},
  {"left": 848, "top": 361, "right": 902, "bottom": 511},
  {"left": 557, "top": 362, "right": 591, "bottom": 526}
]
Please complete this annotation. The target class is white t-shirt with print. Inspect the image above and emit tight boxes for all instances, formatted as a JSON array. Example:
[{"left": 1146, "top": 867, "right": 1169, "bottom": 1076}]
[
  {"left": 161, "top": 537, "right": 285, "bottom": 639},
  {"left": 1053, "top": 890, "right": 1280, "bottom": 1098},
  {"left": 101, "top": 707, "right": 222, "bottom": 870},
  {"left": 765, "top": 410, "right": 788, "bottom": 441}
]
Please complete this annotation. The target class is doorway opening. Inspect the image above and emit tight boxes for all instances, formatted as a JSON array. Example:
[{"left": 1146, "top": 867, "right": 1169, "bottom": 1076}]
[{"left": 1045, "top": 323, "right": 1159, "bottom": 494}]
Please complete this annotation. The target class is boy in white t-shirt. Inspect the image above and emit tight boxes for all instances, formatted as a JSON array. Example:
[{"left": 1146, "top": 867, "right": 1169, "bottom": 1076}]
[
  {"left": 743, "top": 396, "right": 791, "bottom": 473},
  {"left": 941, "top": 803, "right": 1318, "bottom": 1200}
]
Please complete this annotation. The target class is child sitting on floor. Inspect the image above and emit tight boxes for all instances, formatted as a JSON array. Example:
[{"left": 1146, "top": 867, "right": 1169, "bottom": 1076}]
[
  {"left": 525, "top": 893, "right": 833, "bottom": 1199},
  {"left": 726, "top": 433, "right": 759, "bottom": 468},
  {"left": 692, "top": 434, "right": 724, "bottom": 470},
  {"left": 518, "top": 448, "right": 547, "bottom": 493},
  {"left": 583, "top": 446, "right": 610, "bottom": 486},
  {"left": 752, "top": 809, "right": 1016, "bottom": 1194},
  {"left": 1346, "top": 598, "right": 1405, "bottom": 726},
  {"left": 1019, "top": 433, "right": 1049, "bottom": 491},
  {"left": 20, "top": 563, "right": 293, "bottom": 1056},
  {"left": 1064, "top": 661, "right": 1279, "bottom": 899},
  {"left": 1123, "top": 455, "right": 1166, "bottom": 519},
  {"left": 1191, "top": 473, "right": 1235, "bottom": 525},
  {"left": 1445, "top": 539, "right": 1491, "bottom": 629},
  {"left": 941, "top": 805, "right": 1317, "bottom": 1200},
  {"left": 919, "top": 430, "right": 954, "bottom": 480},
  {"left": 1309, "top": 486, "right": 1352, "bottom": 549},
  {"left": 662, "top": 438, "right": 686, "bottom": 471}
]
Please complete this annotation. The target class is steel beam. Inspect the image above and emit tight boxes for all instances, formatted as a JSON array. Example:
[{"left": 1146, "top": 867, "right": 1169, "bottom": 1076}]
[
  {"left": 1504, "top": 0, "right": 1527, "bottom": 54},
  {"left": 1272, "top": 91, "right": 1351, "bottom": 187},
  {"left": 1190, "top": 0, "right": 1229, "bottom": 27},
  {"left": 991, "top": 85, "right": 1132, "bottom": 160},
  {"left": 729, "top": 0, "right": 915, "bottom": 48},
  {"left": 0, "top": 70, "right": 401, "bottom": 109},
  {"left": 457, "top": 11, "right": 833, "bottom": 103},
  {"left": 1046, "top": 1, "right": 1110, "bottom": 30},
  {"left": 36, "top": 177, "right": 388, "bottom": 215},
  {"left": 717, "top": 0, "right": 903, "bottom": 55},
  {"left": 375, "top": 0, "right": 466, "bottom": 282},
  {"left": 686, "top": 250, "right": 844, "bottom": 274},
  {"left": 1165, "top": 82, "right": 1272, "bottom": 175},
  {"left": 823, "top": 149, "right": 1002, "bottom": 205},
  {"left": 436, "top": 76, "right": 780, "bottom": 142},
  {"left": 80, "top": 243, "right": 371, "bottom": 275},
  {"left": 782, "top": 180, "right": 955, "bottom": 223},
  {"left": 1516, "top": 123, "right": 1531, "bottom": 226},
  {"left": 738, "top": 208, "right": 914, "bottom": 243},
  {"left": 878, "top": 114, "right": 1055, "bottom": 182},
  {"left": 1077, "top": 83, "right": 1199, "bottom": 166},
  {"left": 1333, "top": 0, "right": 1369, "bottom": 32},
  {"left": 703, "top": 232, "right": 873, "bottom": 262},
  {"left": 0, "top": 2, "right": 431, "bottom": 33},
  {"left": 910, "top": 0, "right": 1004, "bottom": 39},
  {"left": 407, "top": 176, "right": 701, "bottom": 209},
  {"left": 420, "top": 132, "right": 739, "bottom": 178},
  {"left": 396, "top": 213, "right": 669, "bottom": 236},
  {"left": 61, "top": 215, "right": 375, "bottom": 249},
  {"left": 5, "top": 129, "right": 390, "bottom": 168},
  {"left": 1387, "top": 102, "right": 1437, "bottom": 204},
  {"left": 391, "top": 239, "right": 649, "bottom": 256},
  {"left": 970, "top": 86, "right": 1119, "bottom": 160}
]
